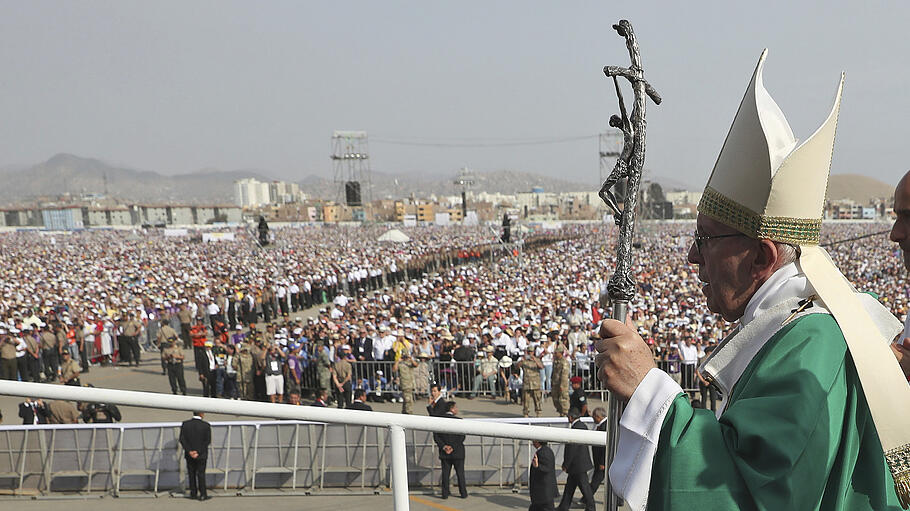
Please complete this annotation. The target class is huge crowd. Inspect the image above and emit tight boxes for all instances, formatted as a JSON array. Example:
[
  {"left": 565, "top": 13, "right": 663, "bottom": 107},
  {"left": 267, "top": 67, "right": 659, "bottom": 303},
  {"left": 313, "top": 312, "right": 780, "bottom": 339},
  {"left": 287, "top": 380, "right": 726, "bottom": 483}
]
[{"left": 0, "top": 220, "right": 903, "bottom": 422}]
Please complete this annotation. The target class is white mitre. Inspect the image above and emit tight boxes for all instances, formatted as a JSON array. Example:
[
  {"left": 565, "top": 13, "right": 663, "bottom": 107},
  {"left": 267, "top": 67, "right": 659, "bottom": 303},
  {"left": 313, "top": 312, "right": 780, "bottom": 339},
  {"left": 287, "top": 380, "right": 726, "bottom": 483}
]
[
  {"left": 698, "top": 50, "right": 910, "bottom": 508},
  {"left": 698, "top": 49, "right": 841, "bottom": 244}
]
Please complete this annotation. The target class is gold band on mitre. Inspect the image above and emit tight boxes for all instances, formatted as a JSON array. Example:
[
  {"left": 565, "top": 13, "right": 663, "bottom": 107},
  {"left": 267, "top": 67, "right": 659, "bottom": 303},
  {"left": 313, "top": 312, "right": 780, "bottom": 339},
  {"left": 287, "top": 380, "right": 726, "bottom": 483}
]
[
  {"left": 887, "top": 444, "right": 910, "bottom": 509},
  {"left": 697, "top": 186, "right": 821, "bottom": 245}
]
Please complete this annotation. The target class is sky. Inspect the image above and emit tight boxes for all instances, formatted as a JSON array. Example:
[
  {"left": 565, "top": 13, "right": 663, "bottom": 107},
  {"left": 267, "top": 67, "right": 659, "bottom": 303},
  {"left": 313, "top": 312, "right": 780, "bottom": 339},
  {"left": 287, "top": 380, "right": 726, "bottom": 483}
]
[{"left": 1, "top": 1, "right": 908, "bottom": 189}]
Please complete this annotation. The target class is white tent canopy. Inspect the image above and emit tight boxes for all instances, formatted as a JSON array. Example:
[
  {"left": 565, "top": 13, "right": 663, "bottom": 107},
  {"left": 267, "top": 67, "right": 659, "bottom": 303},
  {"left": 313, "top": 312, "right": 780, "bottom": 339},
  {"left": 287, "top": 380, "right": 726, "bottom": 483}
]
[{"left": 378, "top": 228, "right": 410, "bottom": 243}]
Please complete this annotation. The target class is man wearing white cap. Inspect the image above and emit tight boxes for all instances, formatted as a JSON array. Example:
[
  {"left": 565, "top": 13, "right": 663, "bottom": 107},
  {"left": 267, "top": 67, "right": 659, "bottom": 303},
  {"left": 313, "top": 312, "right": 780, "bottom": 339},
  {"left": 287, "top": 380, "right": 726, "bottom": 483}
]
[{"left": 596, "top": 52, "right": 909, "bottom": 509}]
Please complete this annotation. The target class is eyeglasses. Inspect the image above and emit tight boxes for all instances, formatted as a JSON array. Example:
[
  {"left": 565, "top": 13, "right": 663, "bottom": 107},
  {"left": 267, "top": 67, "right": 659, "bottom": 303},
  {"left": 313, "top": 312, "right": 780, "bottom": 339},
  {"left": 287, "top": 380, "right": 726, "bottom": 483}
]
[{"left": 692, "top": 231, "right": 745, "bottom": 254}]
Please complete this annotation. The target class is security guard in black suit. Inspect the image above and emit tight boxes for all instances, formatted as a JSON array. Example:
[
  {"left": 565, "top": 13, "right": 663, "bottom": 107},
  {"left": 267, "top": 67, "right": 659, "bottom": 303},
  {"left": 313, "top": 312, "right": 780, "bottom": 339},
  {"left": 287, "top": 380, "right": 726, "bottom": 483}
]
[
  {"left": 426, "top": 382, "right": 447, "bottom": 416},
  {"left": 557, "top": 408, "right": 595, "bottom": 511},
  {"left": 530, "top": 440, "right": 557, "bottom": 511},
  {"left": 589, "top": 407, "right": 608, "bottom": 495},
  {"left": 435, "top": 401, "right": 467, "bottom": 499},
  {"left": 179, "top": 411, "right": 212, "bottom": 501}
]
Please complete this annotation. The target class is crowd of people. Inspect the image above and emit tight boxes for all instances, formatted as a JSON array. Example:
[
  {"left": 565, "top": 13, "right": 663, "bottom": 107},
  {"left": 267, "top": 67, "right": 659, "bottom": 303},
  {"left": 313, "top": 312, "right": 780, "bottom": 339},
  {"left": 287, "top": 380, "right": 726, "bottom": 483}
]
[{"left": 0, "top": 220, "right": 902, "bottom": 421}]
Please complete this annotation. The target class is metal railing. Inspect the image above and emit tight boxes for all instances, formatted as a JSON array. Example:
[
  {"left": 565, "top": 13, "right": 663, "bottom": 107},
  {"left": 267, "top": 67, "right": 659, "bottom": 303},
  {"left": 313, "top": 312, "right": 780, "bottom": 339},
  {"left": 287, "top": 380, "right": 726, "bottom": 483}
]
[
  {"left": 0, "top": 381, "right": 606, "bottom": 511},
  {"left": 0, "top": 418, "right": 588, "bottom": 496},
  {"left": 316, "top": 359, "right": 699, "bottom": 401}
]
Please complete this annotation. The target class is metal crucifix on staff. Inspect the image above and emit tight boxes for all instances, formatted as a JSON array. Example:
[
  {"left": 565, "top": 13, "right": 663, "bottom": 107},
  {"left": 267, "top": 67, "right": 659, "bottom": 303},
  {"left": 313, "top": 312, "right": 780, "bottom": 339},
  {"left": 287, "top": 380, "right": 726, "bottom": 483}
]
[{"left": 596, "top": 19, "right": 661, "bottom": 511}]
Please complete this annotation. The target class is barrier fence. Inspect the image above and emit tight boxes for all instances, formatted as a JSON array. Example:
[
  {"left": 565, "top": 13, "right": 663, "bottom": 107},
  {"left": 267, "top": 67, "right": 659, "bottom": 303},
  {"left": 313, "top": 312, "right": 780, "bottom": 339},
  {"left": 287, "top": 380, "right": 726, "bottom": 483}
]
[
  {"left": 0, "top": 381, "right": 607, "bottom": 511},
  {"left": 0, "top": 418, "right": 592, "bottom": 496},
  {"left": 301, "top": 359, "right": 700, "bottom": 401}
]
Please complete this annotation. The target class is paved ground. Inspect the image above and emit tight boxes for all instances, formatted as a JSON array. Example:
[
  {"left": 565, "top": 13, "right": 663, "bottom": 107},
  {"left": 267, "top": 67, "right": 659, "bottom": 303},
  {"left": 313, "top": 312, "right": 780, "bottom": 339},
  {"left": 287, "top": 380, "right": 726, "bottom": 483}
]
[{"left": 0, "top": 488, "right": 623, "bottom": 510}]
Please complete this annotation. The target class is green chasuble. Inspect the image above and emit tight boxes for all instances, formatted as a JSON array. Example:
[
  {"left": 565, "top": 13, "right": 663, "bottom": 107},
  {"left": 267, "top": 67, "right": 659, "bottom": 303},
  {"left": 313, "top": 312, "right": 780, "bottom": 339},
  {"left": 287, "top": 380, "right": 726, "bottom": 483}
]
[{"left": 647, "top": 313, "right": 901, "bottom": 510}]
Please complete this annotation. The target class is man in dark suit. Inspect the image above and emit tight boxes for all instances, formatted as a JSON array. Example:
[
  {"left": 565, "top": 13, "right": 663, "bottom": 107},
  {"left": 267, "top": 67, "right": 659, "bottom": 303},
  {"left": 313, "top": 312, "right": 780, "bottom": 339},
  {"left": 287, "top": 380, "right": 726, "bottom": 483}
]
[
  {"left": 18, "top": 398, "right": 48, "bottom": 425},
  {"left": 557, "top": 408, "right": 595, "bottom": 511},
  {"left": 426, "top": 383, "right": 446, "bottom": 416},
  {"left": 346, "top": 389, "right": 373, "bottom": 411},
  {"left": 352, "top": 333, "right": 373, "bottom": 374},
  {"left": 435, "top": 401, "right": 467, "bottom": 499},
  {"left": 179, "top": 411, "right": 212, "bottom": 501},
  {"left": 529, "top": 440, "right": 557, "bottom": 511},
  {"left": 589, "top": 407, "right": 608, "bottom": 496}
]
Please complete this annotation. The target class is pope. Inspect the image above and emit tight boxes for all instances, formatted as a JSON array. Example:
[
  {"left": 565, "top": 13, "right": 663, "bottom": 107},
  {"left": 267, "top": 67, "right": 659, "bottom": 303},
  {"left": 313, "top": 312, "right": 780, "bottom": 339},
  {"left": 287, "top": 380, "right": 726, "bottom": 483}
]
[{"left": 595, "top": 51, "right": 910, "bottom": 510}]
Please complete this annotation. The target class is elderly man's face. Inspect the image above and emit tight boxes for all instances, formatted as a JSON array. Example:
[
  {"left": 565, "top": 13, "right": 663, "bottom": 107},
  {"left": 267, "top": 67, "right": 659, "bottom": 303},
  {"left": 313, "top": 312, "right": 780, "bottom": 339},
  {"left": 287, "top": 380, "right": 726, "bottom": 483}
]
[
  {"left": 890, "top": 172, "right": 910, "bottom": 271},
  {"left": 687, "top": 215, "right": 756, "bottom": 322}
]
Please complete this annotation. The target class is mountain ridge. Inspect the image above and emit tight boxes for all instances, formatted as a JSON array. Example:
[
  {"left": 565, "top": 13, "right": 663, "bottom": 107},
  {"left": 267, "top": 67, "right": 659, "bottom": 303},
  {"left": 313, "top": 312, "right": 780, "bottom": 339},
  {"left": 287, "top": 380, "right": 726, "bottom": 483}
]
[{"left": 0, "top": 154, "right": 894, "bottom": 206}]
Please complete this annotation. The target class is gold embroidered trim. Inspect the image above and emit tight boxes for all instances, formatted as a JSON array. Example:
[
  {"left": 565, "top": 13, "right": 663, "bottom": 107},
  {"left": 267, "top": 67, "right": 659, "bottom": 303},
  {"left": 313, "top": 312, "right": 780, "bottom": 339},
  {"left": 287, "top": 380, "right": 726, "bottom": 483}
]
[
  {"left": 697, "top": 187, "right": 821, "bottom": 245},
  {"left": 886, "top": 444, "right": 910, "bottom": 509}
]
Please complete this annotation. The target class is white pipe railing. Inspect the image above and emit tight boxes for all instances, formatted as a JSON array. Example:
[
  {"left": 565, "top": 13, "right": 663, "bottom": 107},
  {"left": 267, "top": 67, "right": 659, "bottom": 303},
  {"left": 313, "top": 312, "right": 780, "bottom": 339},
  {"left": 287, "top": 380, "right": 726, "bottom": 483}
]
[{"left": 0, "top": 381, "right": 607, "bottom": 510}]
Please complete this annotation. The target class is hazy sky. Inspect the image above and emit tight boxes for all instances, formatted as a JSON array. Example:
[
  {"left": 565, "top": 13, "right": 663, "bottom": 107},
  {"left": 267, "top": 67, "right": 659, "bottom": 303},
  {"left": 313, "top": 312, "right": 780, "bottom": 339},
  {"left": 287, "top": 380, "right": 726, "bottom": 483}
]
[{"left": 1, "top": 1, "right": 908, "bottom": 189}]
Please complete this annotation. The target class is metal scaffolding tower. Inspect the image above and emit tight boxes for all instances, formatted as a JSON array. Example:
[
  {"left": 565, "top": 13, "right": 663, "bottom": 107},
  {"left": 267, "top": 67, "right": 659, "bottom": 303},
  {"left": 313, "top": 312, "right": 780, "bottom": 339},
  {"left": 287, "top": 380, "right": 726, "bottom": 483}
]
[
  {"left": 453, "top": 166, "right": 475, "bottom": 220},
  {"left": 331, "top": 131, "right": 372, "bottom": 209}
]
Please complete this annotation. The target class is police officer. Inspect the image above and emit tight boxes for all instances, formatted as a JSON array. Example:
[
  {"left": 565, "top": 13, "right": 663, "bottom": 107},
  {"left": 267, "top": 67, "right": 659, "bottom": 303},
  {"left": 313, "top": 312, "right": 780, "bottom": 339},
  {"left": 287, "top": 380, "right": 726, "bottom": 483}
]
[
  {"left": 59, "top": 351, "right": 81, "bottom": 386},
  {"left": 162, "top": 339, "right": 187, "bottom": 395},
  {"left": 0, "top": 328, "right": 17, "bottom": 380},
  {"left": 39, "top": 323, "right": 59, "bottom": 382},
  {"left": 568, "top": 376, "right": 589, "bottom": 417},
  {"left": 395, "top": 351, "right": 418, "bottom": 414},
  {"left": 520, "top": 345, "right": 544, "bottom": 417},
  {"left": 157, "top": 316, "right": 181, "bottom": 374},
  {"left": 119, "top": 314, "right": 143, "bottom": 367},
  {"left": 551, "top": 344, "right": 570, "bottom": 416}
]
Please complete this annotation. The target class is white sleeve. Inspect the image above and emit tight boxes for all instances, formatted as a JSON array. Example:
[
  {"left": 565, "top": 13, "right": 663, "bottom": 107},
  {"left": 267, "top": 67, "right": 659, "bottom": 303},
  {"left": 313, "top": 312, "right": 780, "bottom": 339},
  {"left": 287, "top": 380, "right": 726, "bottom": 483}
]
[{"left": 608, "top": 368, "right": 683, "bottom": 511}]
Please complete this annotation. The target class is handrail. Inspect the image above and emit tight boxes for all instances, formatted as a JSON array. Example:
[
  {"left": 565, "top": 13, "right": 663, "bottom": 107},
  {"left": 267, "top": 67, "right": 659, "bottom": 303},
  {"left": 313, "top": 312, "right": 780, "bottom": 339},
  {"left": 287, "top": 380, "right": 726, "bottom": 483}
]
[
  {"left": 0, "top": 381, "right": 604, "bottom": 446},
  {"left": 0, "top": 380, "right": 608, "bottom": 510}
]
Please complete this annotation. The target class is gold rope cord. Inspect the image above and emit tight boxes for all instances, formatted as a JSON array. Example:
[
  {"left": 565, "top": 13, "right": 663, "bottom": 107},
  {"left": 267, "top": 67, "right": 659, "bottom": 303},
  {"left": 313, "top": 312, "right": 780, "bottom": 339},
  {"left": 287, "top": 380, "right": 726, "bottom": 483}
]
[{"left": 886, "top": 444, "right": 910, "bottom": 509}]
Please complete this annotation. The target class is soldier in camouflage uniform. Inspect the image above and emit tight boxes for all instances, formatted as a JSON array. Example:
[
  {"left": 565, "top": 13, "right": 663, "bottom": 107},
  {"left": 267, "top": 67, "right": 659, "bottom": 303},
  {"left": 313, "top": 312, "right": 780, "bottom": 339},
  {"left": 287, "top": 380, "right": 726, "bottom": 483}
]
[
  {"left": 232, "top": 343, "right": 255, "bottom": 400},
  {"left": 316, "top": 343, "right": 333, "bottom": 401},
  {"left": 519, "top": 345, "right": 544, "bottom": 417},
  {"left": 395, "top": 351, "right": 418, "bottom": 414},
  {"left": 550, "top": 344, "right": 570, "bottom": 416}
]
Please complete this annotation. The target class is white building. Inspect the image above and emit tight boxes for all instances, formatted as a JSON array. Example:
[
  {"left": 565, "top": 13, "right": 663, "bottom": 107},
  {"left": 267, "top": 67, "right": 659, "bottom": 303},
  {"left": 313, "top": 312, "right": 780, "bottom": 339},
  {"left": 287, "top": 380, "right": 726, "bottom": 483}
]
[
  {"left": 269, "top": 181, "right": 303, "bottom": 204},
  {"left": 235, "top": 178, "right": 303, "bottom": 208},
  {"left": 470, "top": 191, "right": 517, "bottom": 206},
  {"left": 234, "top": 178, "right": 272, "bottom": 208}
]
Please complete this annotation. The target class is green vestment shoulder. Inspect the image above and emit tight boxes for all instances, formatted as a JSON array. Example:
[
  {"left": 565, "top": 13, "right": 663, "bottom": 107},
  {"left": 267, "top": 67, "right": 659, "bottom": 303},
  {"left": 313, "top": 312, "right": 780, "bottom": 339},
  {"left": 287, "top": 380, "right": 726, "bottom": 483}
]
[{"left": 647, "top": 313, "right": 901, "bottom": 510}]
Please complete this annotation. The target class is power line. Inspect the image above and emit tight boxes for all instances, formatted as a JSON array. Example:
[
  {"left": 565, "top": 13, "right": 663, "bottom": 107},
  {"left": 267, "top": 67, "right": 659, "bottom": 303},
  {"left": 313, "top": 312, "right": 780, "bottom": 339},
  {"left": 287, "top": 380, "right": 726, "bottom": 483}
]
[
  {"left": 821, "top": 229, "right": 890, "bottom": 247},
  {"left": 371, "top": 134, "right": 598, "bottom": 148}
]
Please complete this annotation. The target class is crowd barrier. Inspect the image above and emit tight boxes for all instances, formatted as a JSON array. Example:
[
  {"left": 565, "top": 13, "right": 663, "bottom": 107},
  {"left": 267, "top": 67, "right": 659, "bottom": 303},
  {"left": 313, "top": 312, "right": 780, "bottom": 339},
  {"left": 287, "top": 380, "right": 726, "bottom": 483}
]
[
  {"left": 0, "top": 418, "right": 593, "bottom": 496},
  {"left": 300, "top": 360, "right": 700, "bottom": 401}
]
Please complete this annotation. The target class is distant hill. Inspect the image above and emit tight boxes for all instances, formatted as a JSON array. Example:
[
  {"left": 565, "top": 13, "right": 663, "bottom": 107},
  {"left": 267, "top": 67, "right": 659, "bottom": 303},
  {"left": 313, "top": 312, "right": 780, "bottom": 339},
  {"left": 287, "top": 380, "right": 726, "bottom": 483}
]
[
  {"left": 0, "top": 154, "right": 894, "bottom": 206},
  {"left": 300, "top": 168, "right": 592, "bottom": 200},
  {"left": 0, "top": 154, "right": 272, "bottom": 205},
  {"left": 827, "top": 173, "right": 893, "bottom": 203}
]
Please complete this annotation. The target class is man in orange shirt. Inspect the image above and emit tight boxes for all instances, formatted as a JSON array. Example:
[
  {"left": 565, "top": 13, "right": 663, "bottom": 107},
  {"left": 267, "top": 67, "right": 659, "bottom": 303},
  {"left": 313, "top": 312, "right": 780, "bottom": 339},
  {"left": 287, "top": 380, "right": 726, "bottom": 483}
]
[{"left": 189, "top": 318, "right": 208, "bottom": 377}]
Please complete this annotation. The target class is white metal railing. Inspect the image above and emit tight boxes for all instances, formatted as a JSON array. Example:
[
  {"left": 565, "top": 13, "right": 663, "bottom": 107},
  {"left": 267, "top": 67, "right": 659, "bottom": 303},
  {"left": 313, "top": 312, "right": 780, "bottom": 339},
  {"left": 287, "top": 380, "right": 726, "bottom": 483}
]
[
  {"left": 0, "top": 381, "right": 606, "bottom": 510},
  {"left": 0, "top": 418, "right": 590, "bottom": 494}
]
